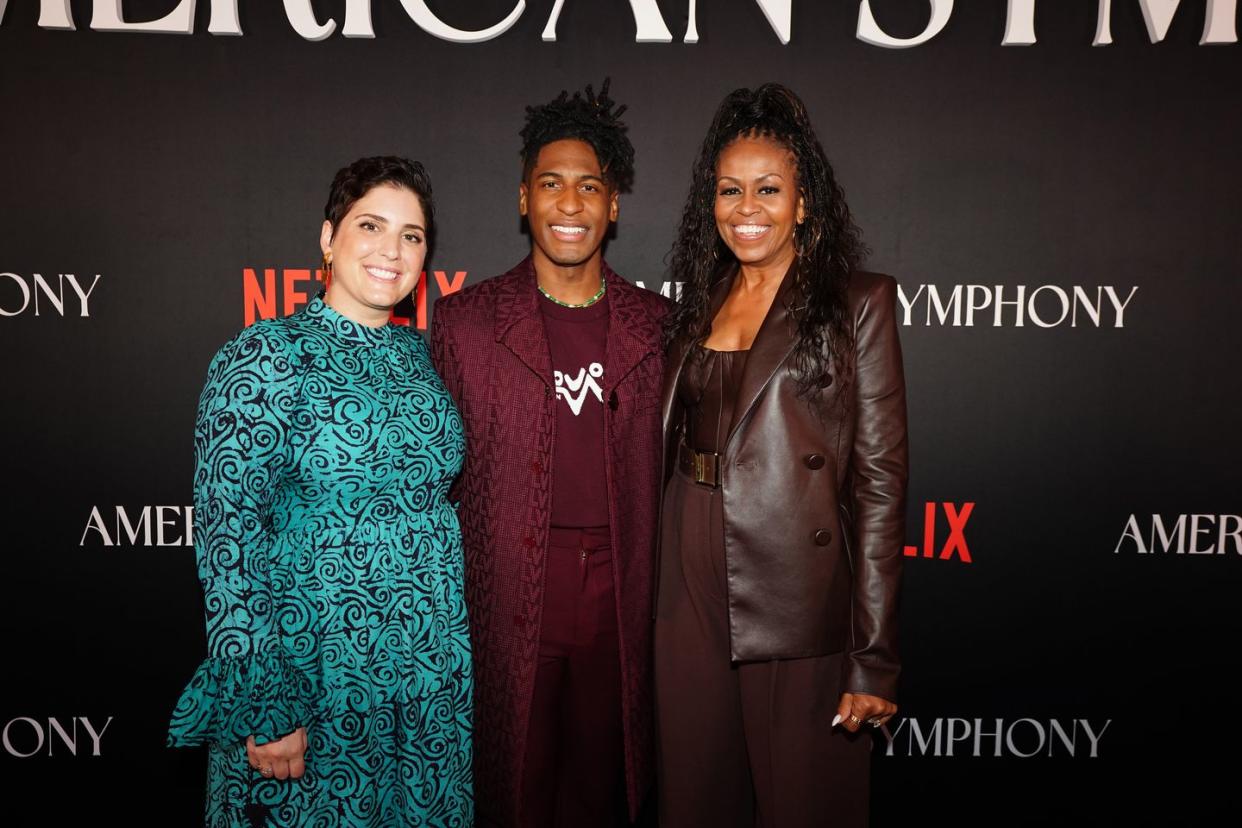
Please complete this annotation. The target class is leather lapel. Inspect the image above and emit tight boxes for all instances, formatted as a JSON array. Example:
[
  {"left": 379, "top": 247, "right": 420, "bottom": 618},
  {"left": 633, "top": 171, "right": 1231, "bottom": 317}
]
[
  {"left": 603, "top": 262, "right": 660, "bottom": 392},
  {"left": 493, "top": 257, "right": 553, "bottom": 387},
  {"left": 726, "top": 262, "right": 799, "bottom": 444},
  {"left": 661, "top": 334, "right": 691, "bottom": 440}
]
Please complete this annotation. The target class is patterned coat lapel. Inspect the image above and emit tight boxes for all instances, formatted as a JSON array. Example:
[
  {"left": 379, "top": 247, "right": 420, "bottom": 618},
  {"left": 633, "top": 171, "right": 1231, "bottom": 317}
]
[
  {"left": 492, "top": 257, "right": 553, "bottom": 388},
  {"left": 603, "top": 261, "right": 662, "bottom": 392}
]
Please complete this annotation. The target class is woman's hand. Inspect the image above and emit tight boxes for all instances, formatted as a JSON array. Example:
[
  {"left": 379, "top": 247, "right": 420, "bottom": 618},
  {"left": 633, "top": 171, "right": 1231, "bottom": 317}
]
[
  {"left": 834, "top": 693, "right": 896, "bottom": 733},
  {"left": 246, "top": 727, "right": 307, "bottom": 780}
]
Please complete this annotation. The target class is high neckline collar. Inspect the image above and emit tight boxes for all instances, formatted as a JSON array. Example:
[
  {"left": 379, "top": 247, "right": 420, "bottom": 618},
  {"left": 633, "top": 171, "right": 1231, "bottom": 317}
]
[{"left": 304, "top": 293, "right": 396, "bottom": 347}]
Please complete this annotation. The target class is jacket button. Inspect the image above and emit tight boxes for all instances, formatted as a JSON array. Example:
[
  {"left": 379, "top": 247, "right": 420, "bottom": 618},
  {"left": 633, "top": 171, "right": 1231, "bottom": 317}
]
[
  {"left": 531, "top": 461, "right": 543, "bottom": 473},
  {"left": 814, "top": 529, "right": 832, "bottom": 546},
  {"left": 805, "top": 454, "right": 826, "bottom": 470}
]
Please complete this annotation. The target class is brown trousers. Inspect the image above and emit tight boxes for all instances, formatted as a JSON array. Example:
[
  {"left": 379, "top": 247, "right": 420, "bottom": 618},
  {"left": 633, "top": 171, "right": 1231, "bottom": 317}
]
[{"left": 655, "top": 469, "right": 872, "bottom": 828}]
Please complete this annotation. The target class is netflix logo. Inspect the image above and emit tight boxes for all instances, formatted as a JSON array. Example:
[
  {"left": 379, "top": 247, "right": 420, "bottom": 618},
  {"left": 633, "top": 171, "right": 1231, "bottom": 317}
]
[
  {"left": 242, "top": 266, "right": 467, "bottom": 329},
  {"left": 904, "top": 502, "right": 974, "bottom": 563}
]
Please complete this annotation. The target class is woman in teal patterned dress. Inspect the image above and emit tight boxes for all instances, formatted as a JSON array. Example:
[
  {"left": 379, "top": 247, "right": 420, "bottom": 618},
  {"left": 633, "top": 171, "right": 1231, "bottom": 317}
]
[{"left": 169, "top": 157, "right": 472, "bottom": 827}]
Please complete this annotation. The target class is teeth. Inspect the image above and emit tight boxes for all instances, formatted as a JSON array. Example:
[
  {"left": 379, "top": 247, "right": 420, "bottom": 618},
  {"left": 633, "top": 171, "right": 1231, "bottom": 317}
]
[
  {"left": 736, "top": 224, "right": 769, "bottom": 235},
  {"left": 552, "top": 225, "right": 587, "bottom": 235},
  {"left": 365, "top": 266, "right": 400, "bottom": 281}
]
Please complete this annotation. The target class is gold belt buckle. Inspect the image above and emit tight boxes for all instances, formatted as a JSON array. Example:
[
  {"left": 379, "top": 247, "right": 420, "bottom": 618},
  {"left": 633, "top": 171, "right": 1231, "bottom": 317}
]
[
  {"left": 694, "top": 450, "right": 720, "bottom": 487},
  {"left": 679, "top": 443, "right": 722, "bottom": 488}
]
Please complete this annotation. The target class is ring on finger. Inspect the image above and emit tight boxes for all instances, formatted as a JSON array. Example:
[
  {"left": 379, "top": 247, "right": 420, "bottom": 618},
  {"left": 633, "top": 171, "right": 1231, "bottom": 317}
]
[
  {"left": 848, "top": 714, "right": 862, "bottom": 725},
  {"left": 260, "top": 766, "right": 274, "bottom": 777},
  {"left": 868, "top": 719, "right": 884, "bottom": 728}
]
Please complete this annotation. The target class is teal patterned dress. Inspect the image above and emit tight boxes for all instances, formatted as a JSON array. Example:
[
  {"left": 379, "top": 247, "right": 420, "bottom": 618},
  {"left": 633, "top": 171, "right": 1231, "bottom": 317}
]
[{"left": 168, "top": 296, "right": 472, "bottom": 828}]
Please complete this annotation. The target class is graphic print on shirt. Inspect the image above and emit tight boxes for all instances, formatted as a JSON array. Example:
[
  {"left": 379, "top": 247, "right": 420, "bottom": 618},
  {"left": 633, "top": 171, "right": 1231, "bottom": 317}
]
[{"left": 554, "top": 362, "right": 604, "bottom": 416}]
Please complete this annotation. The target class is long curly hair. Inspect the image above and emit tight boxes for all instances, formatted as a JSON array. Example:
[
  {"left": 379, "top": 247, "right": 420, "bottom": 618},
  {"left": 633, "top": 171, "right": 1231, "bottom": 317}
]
[{"left": 665, "top": 83, "right": 865, "bottom": 394}]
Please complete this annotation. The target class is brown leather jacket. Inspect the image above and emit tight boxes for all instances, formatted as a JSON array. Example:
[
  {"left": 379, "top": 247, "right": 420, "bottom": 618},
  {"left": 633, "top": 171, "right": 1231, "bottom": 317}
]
[{"left": 659, "top": 266, "right": 907, "bottom": 701}]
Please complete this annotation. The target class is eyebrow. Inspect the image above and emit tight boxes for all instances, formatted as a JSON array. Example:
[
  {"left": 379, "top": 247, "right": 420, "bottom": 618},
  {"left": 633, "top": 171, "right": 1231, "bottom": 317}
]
[
  {"left": 717, "top": 172, "right": 787, "bottom": 183},
  {"left": 357, "top": 212, "right": 425, "bottom": 232},
  {"left": 537, "top": 171, "right": 605, "bottom": 183}
]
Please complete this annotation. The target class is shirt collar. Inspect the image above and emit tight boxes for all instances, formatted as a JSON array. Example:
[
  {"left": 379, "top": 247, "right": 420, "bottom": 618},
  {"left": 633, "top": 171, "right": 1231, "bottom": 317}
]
[{"left": 304, "top": 293, "right": 396, "bottom": 347}]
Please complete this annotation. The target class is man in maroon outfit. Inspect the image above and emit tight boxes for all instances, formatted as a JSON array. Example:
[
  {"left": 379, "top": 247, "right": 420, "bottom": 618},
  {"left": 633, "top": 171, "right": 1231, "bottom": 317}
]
[{"left": 431, "top": 82, "right": 670, "bottom": 828}]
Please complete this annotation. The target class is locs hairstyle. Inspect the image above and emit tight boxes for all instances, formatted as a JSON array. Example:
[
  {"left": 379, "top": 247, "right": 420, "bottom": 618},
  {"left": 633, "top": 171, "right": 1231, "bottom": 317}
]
[
  {"left": 324, "top": 156, "right": 436, "bottom": 243},
  {"left": 519, "top": 79, "right": 635, "bottom": 193},
  {"left": 665, "top": 83, "right": 865, "bottom": 395}
]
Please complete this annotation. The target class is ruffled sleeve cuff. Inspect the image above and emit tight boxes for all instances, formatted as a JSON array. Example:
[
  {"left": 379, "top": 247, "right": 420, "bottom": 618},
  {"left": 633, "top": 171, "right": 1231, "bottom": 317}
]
[{"left": 167, "top": 650, "right": 315, "bottom": 748}]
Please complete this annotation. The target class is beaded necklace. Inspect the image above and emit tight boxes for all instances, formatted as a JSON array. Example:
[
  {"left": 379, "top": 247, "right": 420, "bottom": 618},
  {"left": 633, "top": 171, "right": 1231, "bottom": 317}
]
[{"left": 537, "top": 279, "right": 606, "bottom": 308}]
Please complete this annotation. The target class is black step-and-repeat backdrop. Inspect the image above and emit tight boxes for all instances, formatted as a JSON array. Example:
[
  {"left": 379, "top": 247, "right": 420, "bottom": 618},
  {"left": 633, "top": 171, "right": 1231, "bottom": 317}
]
[{"left": 2, "top": 2, "right": 1239, "bottom": 825}]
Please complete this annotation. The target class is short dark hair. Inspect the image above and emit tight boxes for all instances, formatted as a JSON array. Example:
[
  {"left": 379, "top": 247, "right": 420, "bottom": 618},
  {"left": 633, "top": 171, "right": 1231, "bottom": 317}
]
[
  {"left": 519, "top": 79, "right": 635, "bottom": 193},
  {"left": 323, "top": 156, "right": 435, "bottom": 240}
]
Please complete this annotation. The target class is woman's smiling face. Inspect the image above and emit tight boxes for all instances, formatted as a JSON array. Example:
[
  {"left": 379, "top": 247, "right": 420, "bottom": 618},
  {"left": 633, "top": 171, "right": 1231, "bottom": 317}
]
[
  {"left": 714, "top": 134, "right": 805, "bottom": 273},
  {"left": 320, "top": 184, "right": 427, "bottom": 327}
]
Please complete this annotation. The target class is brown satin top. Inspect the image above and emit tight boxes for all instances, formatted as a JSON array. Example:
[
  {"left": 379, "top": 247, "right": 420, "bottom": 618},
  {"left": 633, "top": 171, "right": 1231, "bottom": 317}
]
[{"left": 679, "top": 344, "right": 749, "bottom": 455}]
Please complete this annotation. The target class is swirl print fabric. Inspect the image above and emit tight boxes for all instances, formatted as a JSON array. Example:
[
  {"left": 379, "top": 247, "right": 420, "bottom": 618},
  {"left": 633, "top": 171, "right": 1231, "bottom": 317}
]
[{"left": 168, "top": 296, "right": 472, "bottom": 828}]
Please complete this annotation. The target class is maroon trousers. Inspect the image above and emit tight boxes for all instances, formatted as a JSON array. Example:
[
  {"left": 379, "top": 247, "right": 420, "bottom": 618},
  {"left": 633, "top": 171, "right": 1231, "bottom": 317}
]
[
  {"left": 519, "top": 526, "right": 627, "bottom": 828},
  {"left": 655, "top": 469, "right": 872, "bottom": 828}
]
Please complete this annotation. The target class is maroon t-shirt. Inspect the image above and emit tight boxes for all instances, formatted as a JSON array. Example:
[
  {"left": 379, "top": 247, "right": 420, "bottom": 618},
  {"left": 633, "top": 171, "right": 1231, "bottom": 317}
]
[{"left": 541, "top": 291, "right": 610, "bottom": 528}]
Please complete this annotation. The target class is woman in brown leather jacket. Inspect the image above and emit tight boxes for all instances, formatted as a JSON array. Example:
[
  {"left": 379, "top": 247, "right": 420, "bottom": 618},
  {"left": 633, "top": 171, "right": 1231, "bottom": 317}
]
[{"left": 655, "top": 84, "right": 908, "bottom": 828}]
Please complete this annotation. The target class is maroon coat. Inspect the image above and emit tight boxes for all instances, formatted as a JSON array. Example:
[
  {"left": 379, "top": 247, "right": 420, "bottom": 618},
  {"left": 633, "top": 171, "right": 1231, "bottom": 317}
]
[{"left": 431, "top": 257, "right": 670, "bottom": 825}]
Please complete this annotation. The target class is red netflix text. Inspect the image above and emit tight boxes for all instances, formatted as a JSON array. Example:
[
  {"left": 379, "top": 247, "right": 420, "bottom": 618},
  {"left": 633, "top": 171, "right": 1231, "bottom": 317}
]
[
  {"left": 904, "top": 502, "right": 974, "bottom": 563},
  {"left": 243, "top": 267, "right": 468, "bottom": 329}
]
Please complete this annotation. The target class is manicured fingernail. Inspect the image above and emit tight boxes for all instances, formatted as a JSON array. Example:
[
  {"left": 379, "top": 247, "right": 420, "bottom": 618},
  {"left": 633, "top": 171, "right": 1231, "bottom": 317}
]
[{"left": 832, "top": 714, "right": 842, "bottom": 727}]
